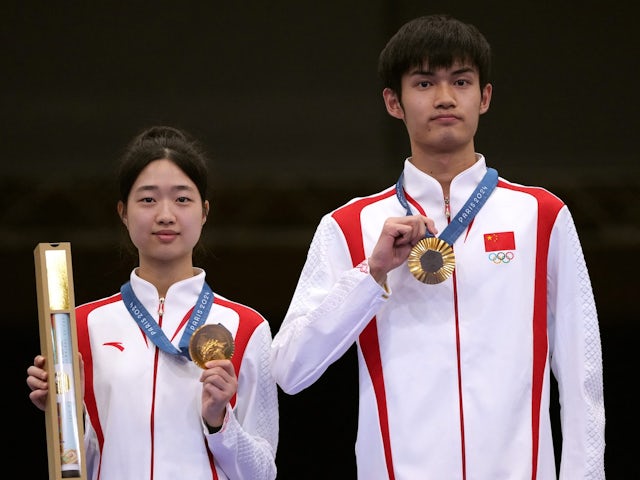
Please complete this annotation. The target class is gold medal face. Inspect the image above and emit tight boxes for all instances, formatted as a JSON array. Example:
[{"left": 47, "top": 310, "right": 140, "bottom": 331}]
[
  {"left": 189, "top": 323, "right": 235, "bottom": 368},
  {"left": 407, "top": 237, "right": 456, "bottom": 284}
]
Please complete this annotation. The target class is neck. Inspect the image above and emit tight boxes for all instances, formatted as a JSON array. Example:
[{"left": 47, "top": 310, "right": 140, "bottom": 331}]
[
  {"left": 136, "top": 258, "right": 196, "bottom": 297},
  {"left": 408, "top": 145, "right": 478, "bottom": 197}
]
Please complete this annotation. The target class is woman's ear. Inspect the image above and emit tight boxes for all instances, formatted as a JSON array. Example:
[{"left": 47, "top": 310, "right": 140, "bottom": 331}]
[
  {"left": 202, "top": 200, "right": 210, "bottom": 226},
  {"left": 117, "top": 201, "right": 127, "bottom": 226}
]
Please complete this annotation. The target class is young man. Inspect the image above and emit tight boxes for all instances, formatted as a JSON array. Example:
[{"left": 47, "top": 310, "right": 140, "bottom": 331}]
[{"left": 271, "top": 14, "right": 605, "bottom": 479}]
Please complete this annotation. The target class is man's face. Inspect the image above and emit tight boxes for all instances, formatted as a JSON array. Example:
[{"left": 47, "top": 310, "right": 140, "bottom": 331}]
[{"left": 384, "top": 60, "right": 492, "bottom": 155}]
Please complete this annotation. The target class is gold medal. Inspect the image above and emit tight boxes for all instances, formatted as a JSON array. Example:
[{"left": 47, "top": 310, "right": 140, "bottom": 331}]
[
  {"left": 407, "top": 237, "right": 455, "bottom": 284},
  {"left": 189, "top": 323, "right": 235, "bottom": 368}
]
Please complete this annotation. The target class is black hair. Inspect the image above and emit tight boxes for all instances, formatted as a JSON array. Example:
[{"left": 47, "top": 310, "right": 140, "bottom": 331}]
[
  {"left": 117, "top": 125, "right": 209, "bottom": 204},
  {"left": 378, "top": 14, "right": 492, "bottom": 97}
]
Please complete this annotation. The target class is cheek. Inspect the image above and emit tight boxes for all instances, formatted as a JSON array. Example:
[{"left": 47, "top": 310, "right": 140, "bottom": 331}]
[
  {"left": 124, "top": 215, "right": 150, "bottom": 244},
  {"left": 468, "top": 112, "right": 481, "bottom": 130},
  {"left": 125, "top": 224, "right": 144, "bottom": 247},
  {"left": 189, "top": 216, "right": 205, "bottom": 234},
  {"left": 404, "top": 113, "right": 427, "bottom": 134}
]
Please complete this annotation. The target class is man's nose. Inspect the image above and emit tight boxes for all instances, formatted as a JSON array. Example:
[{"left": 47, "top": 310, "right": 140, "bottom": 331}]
[{"left": 433, "top": 83, "right": 456, "bottom": 107}]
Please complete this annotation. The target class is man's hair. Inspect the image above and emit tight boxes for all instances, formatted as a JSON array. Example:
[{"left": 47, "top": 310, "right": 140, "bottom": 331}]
[{"left": 378, "top": 14, "right": 492, "bottom": 96}]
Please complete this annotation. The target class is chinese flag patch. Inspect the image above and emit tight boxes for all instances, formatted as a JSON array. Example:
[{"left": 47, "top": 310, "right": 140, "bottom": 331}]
[{"left": 484, "top": 231, "right": 516, "bottom": 252}]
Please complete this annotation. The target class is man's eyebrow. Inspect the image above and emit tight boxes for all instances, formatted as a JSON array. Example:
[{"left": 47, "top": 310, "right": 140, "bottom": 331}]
[
  {"left": 451, "top": 66, "right": 476, "bottom": 75},
  {"left": 409, "top": 65, "right": 476, "bottom": 76}
]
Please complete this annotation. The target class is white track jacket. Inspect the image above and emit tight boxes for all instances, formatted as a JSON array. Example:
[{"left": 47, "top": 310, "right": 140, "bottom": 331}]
[
  {"left": 76, "top": 269, "right": 278, "bottom": 480},
  {"left": 271, "top": 156, "right": 605, "bottom": 479}
]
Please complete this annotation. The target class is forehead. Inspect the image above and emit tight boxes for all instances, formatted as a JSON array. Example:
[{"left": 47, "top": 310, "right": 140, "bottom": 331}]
[
  {"left": 411, "top": 59, "right": 478, "bottom": 74},
  {"left": 133, "top": 159, "right": 193, "bottom": 186}
]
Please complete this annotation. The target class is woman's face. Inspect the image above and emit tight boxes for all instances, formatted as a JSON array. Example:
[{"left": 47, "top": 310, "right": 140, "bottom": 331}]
[{"left": 118, "top": 158, "right": 208, "bottom": 268}]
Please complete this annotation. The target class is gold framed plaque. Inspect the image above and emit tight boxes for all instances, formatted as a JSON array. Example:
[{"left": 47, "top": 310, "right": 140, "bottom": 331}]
[{"left": 34, "top": 242, "right": 87, "bottom": 480}]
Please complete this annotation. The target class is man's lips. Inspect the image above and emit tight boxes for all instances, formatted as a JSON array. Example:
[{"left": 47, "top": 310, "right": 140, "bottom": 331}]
[{"left": 431, "top": 114, "right": 460, "bottom": 123}]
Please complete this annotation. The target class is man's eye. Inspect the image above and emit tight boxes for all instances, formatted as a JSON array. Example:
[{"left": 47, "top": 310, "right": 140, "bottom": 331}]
[
  {"left": 141, "top": 197, "right": 154, "bottom": 203},
  {"left": 418, "top": 81, "right": 431, "bottom": 88},
  {"left": 176, "top": 197, "right": 190, "bottom": 203}
]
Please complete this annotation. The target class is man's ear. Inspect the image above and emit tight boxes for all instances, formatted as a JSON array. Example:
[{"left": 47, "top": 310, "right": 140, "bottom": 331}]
[
  {"left": 117, "top": 201, "right": 127, "bottom": 225},
  {"left": 382, "top": 88, "right": 405, "bottom": 120},
  {"left": 480, "top": 83, "right": 492, "bottom": 115}
]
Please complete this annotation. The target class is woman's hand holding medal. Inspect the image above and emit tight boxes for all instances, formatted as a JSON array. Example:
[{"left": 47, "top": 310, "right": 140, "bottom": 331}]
[
  {"left": 191, "top": 324, "right": 237, "bottom": 431},
  {"left": 200, "top": 358, "right": 237, "bottom": 430}
]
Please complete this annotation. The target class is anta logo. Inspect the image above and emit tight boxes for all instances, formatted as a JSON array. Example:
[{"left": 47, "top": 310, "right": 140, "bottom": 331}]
[{"left": 103, "top": 341, "right": 125, "bottom": 351}]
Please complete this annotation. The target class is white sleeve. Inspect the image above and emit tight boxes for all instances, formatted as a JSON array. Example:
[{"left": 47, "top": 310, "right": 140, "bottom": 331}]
[
  {"left": 271, "top": 213, "right": 390, "bottom": 395},
  {"left": 547, "top": 206, "right": 606, "bottom": 479},
  {"left": 206, "top": 321, "right": 278, "bottom": 480}
]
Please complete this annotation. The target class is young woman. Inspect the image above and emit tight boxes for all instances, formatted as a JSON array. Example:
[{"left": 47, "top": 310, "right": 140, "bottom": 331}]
[{"left": 26, "top": 126, "right": 278, "bottom": 480}]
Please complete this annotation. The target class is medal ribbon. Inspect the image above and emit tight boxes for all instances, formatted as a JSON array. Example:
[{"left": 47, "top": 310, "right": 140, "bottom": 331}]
[
  {"left": 120, "top": 281, "right": 214, "bottom": 359},
  {"left": 395, "top": 168, "right": 499, "bottom": 245}
]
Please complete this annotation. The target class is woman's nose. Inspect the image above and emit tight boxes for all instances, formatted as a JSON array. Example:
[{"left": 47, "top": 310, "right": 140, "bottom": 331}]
[{"left": 156, "top": 201, "right": 176, "bottom": 224}]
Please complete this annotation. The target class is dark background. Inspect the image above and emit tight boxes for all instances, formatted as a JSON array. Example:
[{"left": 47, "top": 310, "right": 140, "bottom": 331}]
[{"left": 4, "top": 1, "right": 637, "bottom": 478}]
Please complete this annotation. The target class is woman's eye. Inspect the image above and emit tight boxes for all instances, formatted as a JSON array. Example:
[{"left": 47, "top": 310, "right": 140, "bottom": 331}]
[
  {"left": 176, "top": 196, "right": 190, "bottom": 203},
  {"left": 141, "top": 197, "right": 155, "bottom": 203}
]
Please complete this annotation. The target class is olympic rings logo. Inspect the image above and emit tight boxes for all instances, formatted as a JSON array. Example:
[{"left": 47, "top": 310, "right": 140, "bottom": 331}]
[{"left": 488, "top": 252, "right": 514, "bottom": 264}]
